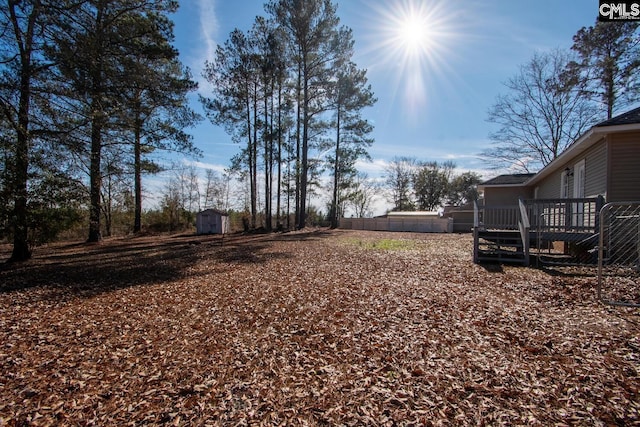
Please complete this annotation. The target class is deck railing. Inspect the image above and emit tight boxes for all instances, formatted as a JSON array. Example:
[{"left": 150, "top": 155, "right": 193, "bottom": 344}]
[
  {"left": 475, "top": 197, "right": 604, "bottom": 234},
  {"left": 474, "top": 197, "right": 605, "bottom": 265},
  {"left": 474, "top": 202, "right": 520, "bottom": 230},
  {"left": 526, "top": 197, "right": 604, "bottom": 233}
]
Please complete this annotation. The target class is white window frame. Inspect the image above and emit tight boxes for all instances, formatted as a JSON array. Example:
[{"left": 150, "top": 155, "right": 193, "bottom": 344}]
[
  {"left": 560, "top": 169, "right": 570, "bottom": 199},
  {"left": 572, "top": 160, "right": 586, "bottom": 227},
  {"left": 573, "top": 160, "right": 586, "bottom": 199}
]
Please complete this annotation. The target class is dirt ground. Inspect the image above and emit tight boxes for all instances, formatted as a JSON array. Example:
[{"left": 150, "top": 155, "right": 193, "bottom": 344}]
[{"left": 0, "top": 230, "right": 638, "bottom": 426}]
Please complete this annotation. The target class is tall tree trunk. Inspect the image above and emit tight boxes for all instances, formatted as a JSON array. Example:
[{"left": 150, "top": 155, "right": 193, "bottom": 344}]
[
  {"left": 87, "top": 4, "right": 104, "bottom": 243},
  {"left": 276, "top": 84, "right": 282, "bottom": 230},
  {"left": 331, "top": 105, "right": 341, "bottom": 229},
  {"left": 286, "top": 157, "right": 291, "bottom": 229},
  {"left": 133, "top": 108, "right": 142, "bottom": 233},
  {"left": 102, "top": 176, "right": 112, "bottom": 237},
  {"left": 88, "top": 106, "right": 103, "bottom": 242},
  {"left": 295, "top": 61, "right": 302, "bottom": 228},
  {"left": 264, "top": 83, "right": 271, "bottom": 231},
  {"left": 298, "top": 60, "right": 309, "bottom": 230},
  {"left": 8, "top": 0, "right": 42, "bottom": 262},
  {"left": 606, "top": 74, "right": 615, "bottom": 119},
  {"left": 244, "top": 91, "right": 255, "bottom": 228},
  {"left": 252, "top": 82, "right": 258, "bottom": 228},
  {"left": 11, "top": 59, "right": 32, "bottom": 261},
  {"left": 268, "top": 87, "right": 274, "bottom": 230}
]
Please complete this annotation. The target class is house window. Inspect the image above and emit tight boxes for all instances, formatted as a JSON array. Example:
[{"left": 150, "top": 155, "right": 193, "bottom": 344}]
[{"left": 560, "top": 170, "right": 570, "bottom": 198}]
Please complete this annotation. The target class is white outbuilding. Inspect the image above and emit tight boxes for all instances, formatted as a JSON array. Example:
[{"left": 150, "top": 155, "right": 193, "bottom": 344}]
[{"left": 196, "top": 209, "right": 230, "bottom": 235}]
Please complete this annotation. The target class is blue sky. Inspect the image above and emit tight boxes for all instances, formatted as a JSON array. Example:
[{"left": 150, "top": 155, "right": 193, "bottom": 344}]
[{"left": 167, "top": 0, "right": 599, "bottom": 213}]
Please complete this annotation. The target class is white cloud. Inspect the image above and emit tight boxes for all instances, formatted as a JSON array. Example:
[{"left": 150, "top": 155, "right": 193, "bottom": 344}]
[
  {"left": 192, "top": 0, "right": 220, "bottom": 95},
  {"left": 182, "top": 159, "right": 229, "bottom": 174},
  {"left": 355, "top": 158, "right": 389, "bottom": 177},
  {"left": 197, "top": 0, "right": 219, "bottom": 62}
]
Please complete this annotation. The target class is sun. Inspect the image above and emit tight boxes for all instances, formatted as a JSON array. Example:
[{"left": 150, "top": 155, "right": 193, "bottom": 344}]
[
  {"left": 367, "top": 0, "right": 461, "bottom": 118},
  {"left": 396, "top": 13, "right": 432, "bottom": 56},
  {"left": 387, "top": 1, "right": 441, "bottom": 61}
]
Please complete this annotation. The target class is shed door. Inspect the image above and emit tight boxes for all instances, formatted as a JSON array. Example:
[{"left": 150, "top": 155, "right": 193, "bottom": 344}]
[{"left": 200, "top": 214, "right": 208, "bottom": 232}]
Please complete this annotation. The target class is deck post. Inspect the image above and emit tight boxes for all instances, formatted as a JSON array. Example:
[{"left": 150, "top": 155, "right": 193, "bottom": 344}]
[
  {"left": 518, "top": 198, "right": 531, "bottom": 266},
  {"left": 473, "top": 200, "right": 480, "bottom": 263},
  {"left": 473, "top": 226, "right": 479, "bottom": 263},
  {"left": 595, "top": 195, "right": 605, "bottom": 231}
]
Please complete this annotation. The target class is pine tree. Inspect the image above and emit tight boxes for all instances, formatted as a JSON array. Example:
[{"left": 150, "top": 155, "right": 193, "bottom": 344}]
[
  {"left": 267, "top": 0, "right": 340, "bottom": 229},
  {"left": 50, "top": 0, "right": 183, "bottom": 242},
  {"left": 570, "top": 20, "right": 640, "bottom": 119},
  {"left": 327, "top": 51, "right": 375, "bottom": 228},
  {"left": 0, "top": 0, "right": 59, "bottom": 261},
  {"left": 120, "top": 50, "right": 200, "bottom": 234},
  {"left": 202, "top": 29, "right": 260, "bottom": 228}
]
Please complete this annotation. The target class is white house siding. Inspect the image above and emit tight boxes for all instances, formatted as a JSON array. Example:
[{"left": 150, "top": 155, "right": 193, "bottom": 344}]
[
  {"left": 585, "top": 139, "right": 607, "bottom": 198},
  {"left": 609, "top": 131, "right": 640, "bottom": 202},
  {"left": 535, "top": 168, "right": 563, "bottom": 199},
  {"left": 484, "top": 186, "right": 534, "bottom": 206},
  {"left": 534, "top": 138, "right": 607, "bottom": 200}
]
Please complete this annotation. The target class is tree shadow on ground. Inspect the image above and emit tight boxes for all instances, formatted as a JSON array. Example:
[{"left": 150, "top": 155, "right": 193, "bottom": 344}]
[
  {"left": 214, "top": 228, "right": 333, "bottom": 264},
  {"left": 0, "top": 230, "right": 332, "bottom": 299},
  {"left": 1, "top": 239, "right": 200, "bottom": 298}
]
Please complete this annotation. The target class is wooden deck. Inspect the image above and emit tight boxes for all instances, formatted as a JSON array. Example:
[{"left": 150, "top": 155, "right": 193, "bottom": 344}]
[{"left": 474, "top": 197, "right": 605, "bottom": 266}]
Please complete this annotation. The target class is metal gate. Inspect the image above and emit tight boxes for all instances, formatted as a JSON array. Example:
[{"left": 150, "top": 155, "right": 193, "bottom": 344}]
[{"left": 597, "top": 202, "right": 640, "bottom": 307}]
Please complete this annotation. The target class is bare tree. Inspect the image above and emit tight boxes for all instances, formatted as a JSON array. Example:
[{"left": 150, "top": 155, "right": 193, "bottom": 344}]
[
  {"left": 347, "top": 172, "right": 377, "bottom": 218},
  {"left": 482, "top": 49, "right": 600, "bottom": 172},
  {"left": 384, "top": 156, "right": 416, "bottom": 211},
  {"left": 203, "top": 168, "right": 232, "bottom": 211}
]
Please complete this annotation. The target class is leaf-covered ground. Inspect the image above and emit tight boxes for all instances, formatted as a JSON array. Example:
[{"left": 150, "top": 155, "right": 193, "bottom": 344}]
[{"left": 0, "top": 230, "right": 638, "bottom": 426}]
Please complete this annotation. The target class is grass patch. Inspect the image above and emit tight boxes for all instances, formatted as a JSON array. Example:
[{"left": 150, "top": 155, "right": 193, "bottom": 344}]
[{"left": 342, "top": 237, "right": 416, "bottom": 251}]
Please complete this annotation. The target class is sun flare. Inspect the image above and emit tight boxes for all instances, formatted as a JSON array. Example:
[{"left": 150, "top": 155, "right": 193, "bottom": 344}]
[
  {"left": 386, "top": 1, "right": 442, "bottom": 62},
  {"left": 396, "top": 14, "right": 431, "bottom": 55},
  {"left": 371, "top": 0, "right": 460, "bottom": 117}
]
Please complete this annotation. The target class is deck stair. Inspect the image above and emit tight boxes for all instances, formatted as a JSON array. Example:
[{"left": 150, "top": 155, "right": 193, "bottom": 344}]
[{"left": 475, "top": 229, "right": 528, "bottom": 264}]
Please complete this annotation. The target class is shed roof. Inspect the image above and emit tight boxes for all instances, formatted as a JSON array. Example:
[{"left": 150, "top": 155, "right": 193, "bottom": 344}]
[{"left": 198, "top": 208, "right": 229, "bottom": 216}]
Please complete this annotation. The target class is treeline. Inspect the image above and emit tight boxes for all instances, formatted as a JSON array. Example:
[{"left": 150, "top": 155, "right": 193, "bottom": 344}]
[
  {"left": 201, "top": 0, "right": 376, "bottom": 231},
  {"left": 0, "top": 0, "right": 201, "bottom": 261},
  {"left": 384, "top": 157, "right": 482, "bottom": 212},
  {"left": 0, "top": 0, "right": 377, "bottom": 262}
]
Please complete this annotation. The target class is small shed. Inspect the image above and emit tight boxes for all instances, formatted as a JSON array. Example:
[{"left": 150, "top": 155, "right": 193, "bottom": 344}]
[{"left": 196, "top": 209, "right": 230, "bottom": 235}]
